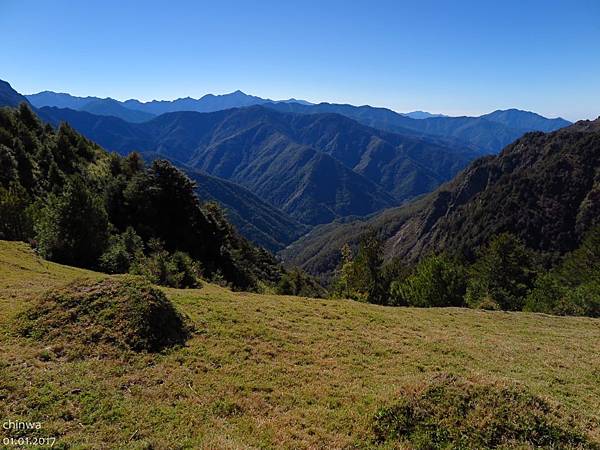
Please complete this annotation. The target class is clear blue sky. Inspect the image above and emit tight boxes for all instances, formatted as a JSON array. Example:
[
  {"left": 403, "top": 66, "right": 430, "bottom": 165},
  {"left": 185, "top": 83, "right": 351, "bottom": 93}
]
[{"left": 1, "top": 0, "right": 598, "bottom": 120}]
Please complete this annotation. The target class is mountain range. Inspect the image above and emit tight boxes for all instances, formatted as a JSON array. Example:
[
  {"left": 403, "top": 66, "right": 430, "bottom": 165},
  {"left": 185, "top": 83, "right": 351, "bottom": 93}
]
[
  {"left": 265, "top": 102, "right": 571, "bottom": 154},
  {"left": 0, "top": 79, "right": 578, "bottom": 257},
  {"left": 36, "top": 104, "right": 481, "bottom": 225},
  {"left": 26, "top": 90, "right": 314, "bottom": 122},
  {"left": 282, "top": 118, "right": 600, "bottom": 280},
  {"left": 26, "top": 90, "right": 454, "bottom": 123}
]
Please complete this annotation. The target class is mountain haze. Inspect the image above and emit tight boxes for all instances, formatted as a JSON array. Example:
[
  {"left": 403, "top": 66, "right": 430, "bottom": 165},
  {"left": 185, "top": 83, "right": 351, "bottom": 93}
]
[
  {"left": 38, "top": 105, "right": 476, "bottom": 225},
  {"left": 265, "top": 102, "right": 571, "bottom": 153},
  {"left": 26, "top": 89, "right": 313, "bottom": 117}
]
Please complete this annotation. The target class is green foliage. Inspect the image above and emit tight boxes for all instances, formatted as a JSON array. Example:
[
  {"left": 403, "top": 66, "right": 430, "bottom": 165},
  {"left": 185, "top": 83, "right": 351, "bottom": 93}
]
[
  {"left": 0, "top": 104, "right": 281, "bottom": 291},
  {"left": 99, "top": 226, "right": 144, "bottom": 274},
  {"left": 466, "top": 233, "right": 537, "bottom": 311},
  {"left": 0, "top": 144, "right": 18, "bottom": 185},
  {"left": 17, "top": 276, "right": 192, "bottom": 355},
  {"left": 330, "top": 232, "right": 386, "bottom": 303},
  {"left": 389, "top": 254, "right": 467, "bottom": 307},
  {"left": 561, "top": 281, "right": 600, "bottom": 318},
  {"left": 526, "top": 227, "right": 600, "bottom": 317},
  {"left": 35, "top": 177, "right": 109, "bottom": 268},
  {"left": 524, "top": 273, "right": 567, "bottom": 315},
  {"left": 0, "top": 182, "right": 33, "bottom": 240},
  {"left": 372, "top": 374, "right": 592, "bottom": 449},
  {"left": 130, "top": 240, "right": 202, "bottom": 289},
  {"left": 558, "top": 225, "right": 600, "bottom": 286},
  {"left": 330, "top": 243, "right": 355, "bottom": 299},
  {"left": 276, "top": 268, "right": 327, "bottom": 298}
]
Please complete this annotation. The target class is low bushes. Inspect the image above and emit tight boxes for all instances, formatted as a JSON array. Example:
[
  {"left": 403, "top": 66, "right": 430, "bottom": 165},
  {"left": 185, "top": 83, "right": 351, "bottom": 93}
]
[{"left": 373, "top": 374, "right": 595, "bottom": 449}]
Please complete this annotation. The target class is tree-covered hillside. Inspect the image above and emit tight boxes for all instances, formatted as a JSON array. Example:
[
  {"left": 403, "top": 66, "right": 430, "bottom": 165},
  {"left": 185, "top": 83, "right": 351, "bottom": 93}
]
[
  {"left": 37, "top": 105, "right": 481, "bottom": 225},
  {"left": 0, "top": 103, "right": 281, "bottom": 290},
  {"left": 283, "top": 118, "right": 600, "bottom": 280}
]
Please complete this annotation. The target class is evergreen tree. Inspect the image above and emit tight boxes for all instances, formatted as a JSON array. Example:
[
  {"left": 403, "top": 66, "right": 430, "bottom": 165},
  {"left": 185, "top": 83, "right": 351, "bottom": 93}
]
[
  {"left": 35, "top": 177, "right": 109, "bottom": 268},
  {"left": 466, "top": 233, "right": 537, "bottom": 311},
  {"left": 389, "top": 253, "right": 467, "bottom": 307},
  {"left": 331, "top": 232, "right": 385, "bottom": 303},
  {"left": 0, "top": 183, "right": 33, "bottom": 240}
]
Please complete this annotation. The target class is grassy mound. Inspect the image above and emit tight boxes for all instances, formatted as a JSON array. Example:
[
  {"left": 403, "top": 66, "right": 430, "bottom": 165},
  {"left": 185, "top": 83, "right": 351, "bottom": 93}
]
[
  {"left": 373, "top": 373, "right": 595, "bottom": 449},
  {"left": 17, "top": 275, "right": 192, "bottom": 355}
]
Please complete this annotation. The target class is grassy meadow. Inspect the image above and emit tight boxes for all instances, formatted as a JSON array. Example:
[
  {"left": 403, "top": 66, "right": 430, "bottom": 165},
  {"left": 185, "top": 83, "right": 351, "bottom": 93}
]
[{"left": 0, "top": 240, "right": 598, "bottom": 449}]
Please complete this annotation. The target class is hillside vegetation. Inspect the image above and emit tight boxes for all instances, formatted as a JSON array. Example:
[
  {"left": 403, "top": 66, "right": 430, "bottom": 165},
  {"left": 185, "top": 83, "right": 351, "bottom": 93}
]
[
  {"left": 0, "top": 103, "right": 281, "bottom": 290},
  {"left": 0, "top": 240, "right": 599, "bottom": 448},
  {"left": 284, "top": 118, "right": 600, "bottom": 279}
]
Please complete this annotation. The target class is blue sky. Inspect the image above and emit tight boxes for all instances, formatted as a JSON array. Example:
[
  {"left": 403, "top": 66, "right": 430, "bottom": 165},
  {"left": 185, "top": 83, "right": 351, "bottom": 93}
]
[{"left": 1, "top": 0, "right": 598, "bottom": 120}]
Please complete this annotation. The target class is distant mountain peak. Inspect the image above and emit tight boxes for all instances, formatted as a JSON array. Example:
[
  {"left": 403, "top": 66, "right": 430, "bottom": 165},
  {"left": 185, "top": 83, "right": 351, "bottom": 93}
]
[
  {"left": 481, "top": 109, "right": 571, "bottom": 132},
  {"left": 0, "top": 79, "right": 30, "bottom": 107},
  {"left": 403, "top": 110, "right": 447, "bottom": 119}
]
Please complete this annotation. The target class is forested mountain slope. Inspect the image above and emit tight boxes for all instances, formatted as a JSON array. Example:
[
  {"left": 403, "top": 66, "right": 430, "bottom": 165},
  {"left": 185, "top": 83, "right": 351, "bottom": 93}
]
[
  {"left": 38, "top": 105, "right": 475, "bottom": 224},
  {"left": 0, "top": 103, "right": 281, "bottom": 289},
  {"left": 282, "top": 118, "right": 600, "bottom": 278}
]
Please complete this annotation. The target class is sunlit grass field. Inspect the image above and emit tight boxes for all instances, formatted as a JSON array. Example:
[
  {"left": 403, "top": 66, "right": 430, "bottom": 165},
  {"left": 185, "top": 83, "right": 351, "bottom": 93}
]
[{"left": 0, "top": 240, "right": 598, "bottom": 448}]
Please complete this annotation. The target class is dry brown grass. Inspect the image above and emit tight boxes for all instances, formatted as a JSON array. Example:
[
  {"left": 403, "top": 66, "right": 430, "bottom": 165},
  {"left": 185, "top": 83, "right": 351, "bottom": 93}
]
[{"left": 0, "top": 241, "right": 598, "bottom": 449}]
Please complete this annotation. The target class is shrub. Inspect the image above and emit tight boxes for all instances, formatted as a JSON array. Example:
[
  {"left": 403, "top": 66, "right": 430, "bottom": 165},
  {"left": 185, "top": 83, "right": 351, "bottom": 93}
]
[
  {"left": 559, "top": 225, "right": 600, "bottom": 286},
  {"left": 526, "top": 228, "right": 600, "bottom": 317},
  {"left": 129, "top": 240, "right": 202, "bottom": 288},
  {"left": 558, "top": 281, "right": 600, "bottom": 318},
  {"left": 372, "top": 374, "right": 594, "bottom": 449},
  {"left": 17, "top": 276, "right": 192, "bottom": 355},
  {"left": 99, "top": 227, "right": 144, "bottom": 274},
  {"left": 525, "top": 273, "right": 566, "bottom": 315}
]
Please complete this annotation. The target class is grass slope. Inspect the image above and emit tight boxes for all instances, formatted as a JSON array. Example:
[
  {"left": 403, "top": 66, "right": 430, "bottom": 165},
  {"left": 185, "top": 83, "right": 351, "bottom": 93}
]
[{"left": 0, "top": 240, "right": 599, "bottom": 448}]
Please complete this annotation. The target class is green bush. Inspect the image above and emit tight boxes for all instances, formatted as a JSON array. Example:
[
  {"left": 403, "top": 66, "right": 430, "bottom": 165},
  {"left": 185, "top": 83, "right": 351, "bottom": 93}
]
[
  {"left": 99, "top": 227, "right": 144, "bottom": 274},
  {"left": 526, "top": 228, "right": 600, "bottom": 317},
  {"left": 525, "top": 273, "right": 566, "bottom": 315},
  {"left": 389, "top": 254, "right": 467, "bottom": 307},
  {"left": 130, "top": 240, "right": 202, "bottom": 289},
  {"left": 558, "top": 281, "right": 600, "bottom": 318}
]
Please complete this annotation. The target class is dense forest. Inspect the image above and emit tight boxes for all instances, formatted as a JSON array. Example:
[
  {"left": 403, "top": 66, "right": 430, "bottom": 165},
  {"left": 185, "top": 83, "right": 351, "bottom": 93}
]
[
  {"left": 0, "top": 103, "right": 282, "bottom": 290},
  {"left": 329, "top": 228, "right": 599, "bottom": 317}
]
